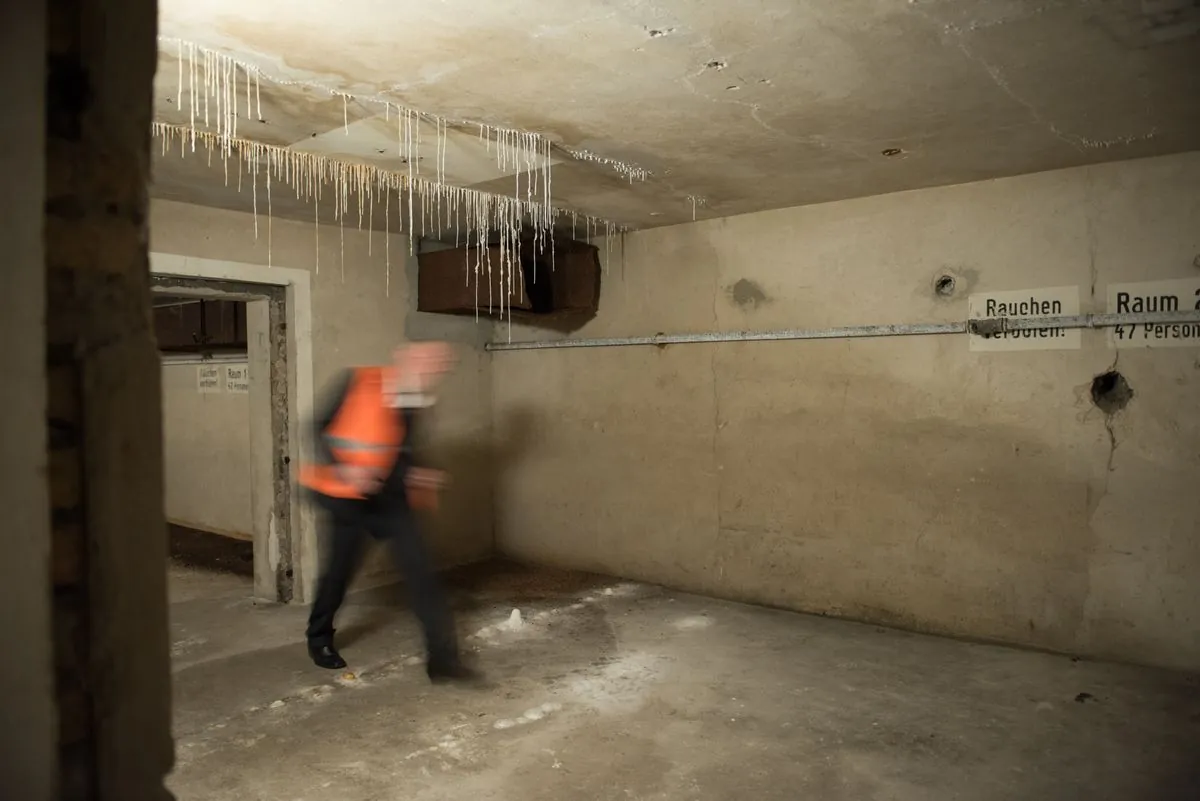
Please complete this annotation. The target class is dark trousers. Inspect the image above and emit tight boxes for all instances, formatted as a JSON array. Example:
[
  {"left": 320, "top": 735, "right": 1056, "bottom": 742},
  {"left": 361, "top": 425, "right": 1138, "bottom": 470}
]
[{"left": 305, "top": 494, "right": 459, "bottom": 666}]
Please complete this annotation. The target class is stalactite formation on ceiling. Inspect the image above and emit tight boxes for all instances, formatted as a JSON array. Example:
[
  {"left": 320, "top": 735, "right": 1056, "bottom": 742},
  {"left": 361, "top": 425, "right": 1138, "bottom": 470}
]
[{"left": 153, "top": 37, "right": 642, "bottom": 323}]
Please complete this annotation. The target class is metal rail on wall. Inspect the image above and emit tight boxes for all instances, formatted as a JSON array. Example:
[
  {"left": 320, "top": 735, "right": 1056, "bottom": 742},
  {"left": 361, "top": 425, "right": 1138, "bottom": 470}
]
[{"left": 484, "top": 310, "right": 1200, "bottom": 352}]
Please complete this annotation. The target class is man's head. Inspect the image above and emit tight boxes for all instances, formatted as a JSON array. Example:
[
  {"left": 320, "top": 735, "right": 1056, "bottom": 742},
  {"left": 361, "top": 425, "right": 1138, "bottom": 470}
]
[{"left": 391, "top": 341, "right": 457, "bottom": 404}]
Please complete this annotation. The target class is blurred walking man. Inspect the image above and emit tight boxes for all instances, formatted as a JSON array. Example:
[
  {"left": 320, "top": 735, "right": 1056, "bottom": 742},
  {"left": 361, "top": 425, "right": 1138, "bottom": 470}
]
[{"left": 299, "top": 341, "right": 477, "bottom": 683}]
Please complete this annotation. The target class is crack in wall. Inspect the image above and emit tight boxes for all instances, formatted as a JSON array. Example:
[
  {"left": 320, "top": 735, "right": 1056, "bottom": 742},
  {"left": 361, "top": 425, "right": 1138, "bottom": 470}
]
[
  {"left": 710, "top": 248, "right": 724, "bottom": 583},
  {"left": 1090, "top": 355, "right": 1129, "bottom": 518},
  {"left": 1086, "top": 168, "right": 1099, "bottom": 304}
]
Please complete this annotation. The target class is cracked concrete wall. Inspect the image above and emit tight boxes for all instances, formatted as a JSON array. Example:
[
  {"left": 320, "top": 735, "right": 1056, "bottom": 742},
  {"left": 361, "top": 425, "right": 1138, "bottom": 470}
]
[
  {"left": 493, "top": 151, "right": 1200, "bottom": 671},
  {"left": 150, "top": 200, "right": 494, "bottom": 581}
]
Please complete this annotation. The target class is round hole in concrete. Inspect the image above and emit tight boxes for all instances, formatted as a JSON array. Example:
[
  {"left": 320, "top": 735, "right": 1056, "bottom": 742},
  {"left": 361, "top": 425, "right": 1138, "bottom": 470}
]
[
  {"left": 1090, "top": 370, "right": 1133, "bottom": 414},
  {"left": 705, "top": 59, "right": 727, "bottom": 71},
  {"left": 882, "top": 147, "right": 904, "bottom": 157},
  {"left": 935, "top": 275, "right": 956, "bottom": 296}
]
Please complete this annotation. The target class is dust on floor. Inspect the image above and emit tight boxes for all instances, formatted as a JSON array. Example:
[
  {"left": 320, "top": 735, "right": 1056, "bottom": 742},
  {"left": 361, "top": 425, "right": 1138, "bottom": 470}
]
[{"left": 167, "top": 561, "right": 1200, "bottom": 801}]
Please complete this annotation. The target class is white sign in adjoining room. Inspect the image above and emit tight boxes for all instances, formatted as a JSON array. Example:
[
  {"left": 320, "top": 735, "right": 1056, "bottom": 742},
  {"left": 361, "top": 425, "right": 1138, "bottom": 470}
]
[
  {"left": 224, "top": 364, "right": 250, "bottom": 393},
  {"left": 197, "top": 365, "right": 222, "bottom": 393}
]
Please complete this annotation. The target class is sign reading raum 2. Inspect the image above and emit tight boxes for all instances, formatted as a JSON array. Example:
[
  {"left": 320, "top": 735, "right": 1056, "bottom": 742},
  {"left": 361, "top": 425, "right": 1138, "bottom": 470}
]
[
  {"left": 967, "top": 286, "right": 1082, "bottom": 352},
  {"left": 1107, "top": 277, "right": 1200, "bottom": 349}
]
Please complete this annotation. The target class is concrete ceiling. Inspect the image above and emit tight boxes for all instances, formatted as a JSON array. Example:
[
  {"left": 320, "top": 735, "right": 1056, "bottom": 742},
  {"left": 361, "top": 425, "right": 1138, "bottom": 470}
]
[{"left": 152, "top": 0, "right": 1200, "bottom": 231}]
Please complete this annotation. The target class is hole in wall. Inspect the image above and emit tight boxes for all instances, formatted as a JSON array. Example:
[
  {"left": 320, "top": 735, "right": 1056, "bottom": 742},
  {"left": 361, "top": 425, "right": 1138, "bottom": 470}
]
[
  {"left": 1090, "top": 371, "right": 1133, "bottom": 414},
  {"left": 934, "top": 275, "right": 956, "bottom": 296},
  {"left": 648, "top": 28, "right": 675, "bottom": 38},
  {"left": 726, "top": 85, "right": 740, "bottom": 91},
  {"left": 705, "top": 59, "right": 727, "bottom": 71},
  {"left": 882, "top": 147, "right": 904, "bottom": 157}
]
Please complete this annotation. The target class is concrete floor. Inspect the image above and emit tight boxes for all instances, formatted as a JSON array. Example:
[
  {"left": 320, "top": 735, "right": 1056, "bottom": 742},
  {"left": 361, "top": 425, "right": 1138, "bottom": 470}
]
[{"left": 167, "top": 559, "right": 1200, "bottom": 801}]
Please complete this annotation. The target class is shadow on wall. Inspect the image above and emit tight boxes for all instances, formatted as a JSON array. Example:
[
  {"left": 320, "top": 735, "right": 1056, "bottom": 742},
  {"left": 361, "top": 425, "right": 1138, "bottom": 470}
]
[
  {"left": 412, "top": 406, "right": 538, "bottom": 564},
  {"left": 411, "top": 306, "right": 599, "bottom": 339},
  {"left": 490, "top": 308, "right": 598, "bottom": 335},
  {"left": 336, "top": 408, "right": 538, "bottom": 646}
]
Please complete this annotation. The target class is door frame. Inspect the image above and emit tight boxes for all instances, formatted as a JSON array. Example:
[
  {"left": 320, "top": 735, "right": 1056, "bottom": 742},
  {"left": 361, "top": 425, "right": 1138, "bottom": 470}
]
[{"left": 151, "top": 253, "right": 317, "bottom": 604}]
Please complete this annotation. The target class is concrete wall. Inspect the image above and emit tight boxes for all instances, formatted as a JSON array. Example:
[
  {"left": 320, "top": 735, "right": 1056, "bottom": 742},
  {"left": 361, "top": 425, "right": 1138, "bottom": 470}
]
[
  {"left": 492, "top": 152, "right": 1200, "bottom": 671},
  {"left": 43, "top": 0, "right": 174, "bottom": 794},
  {"left": 161, "top": 362, "right": 253, "bottom": 537},
  {"left": 150, "top": 200, "right": 494, "bottom": 578},
  {"left": 0, "top": 0, "right": 54, "bottom": 796}
]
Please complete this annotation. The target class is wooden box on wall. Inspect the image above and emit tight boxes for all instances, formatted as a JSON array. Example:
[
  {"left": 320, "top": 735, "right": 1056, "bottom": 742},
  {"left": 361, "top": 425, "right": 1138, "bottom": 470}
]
[
  {"left": 417, "top": 238, "right": 601, "bottom": 318},
  {"left": 417, "top": 245, "right": 532, "bottom": 316}
]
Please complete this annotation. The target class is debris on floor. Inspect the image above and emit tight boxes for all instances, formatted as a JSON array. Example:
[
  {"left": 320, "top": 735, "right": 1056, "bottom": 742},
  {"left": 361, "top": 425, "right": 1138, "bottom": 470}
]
[{"left": 166, "top": 561, "right": 1200, "bottom": 801}]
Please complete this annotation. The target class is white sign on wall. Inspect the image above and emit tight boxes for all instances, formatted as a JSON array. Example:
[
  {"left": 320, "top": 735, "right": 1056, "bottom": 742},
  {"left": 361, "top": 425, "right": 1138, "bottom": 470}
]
[
  {"left": 1107, "top": 277, "right": 1200, "bottom": 349},
  {"left": 967, "top": 286, "right": 1082, "bottom": 352},
  {"left": 197, "top": 365, "right": 222, "bottom": 393},
  {"left": 224, "top": 364, "right": 250, "bottom": 393}
]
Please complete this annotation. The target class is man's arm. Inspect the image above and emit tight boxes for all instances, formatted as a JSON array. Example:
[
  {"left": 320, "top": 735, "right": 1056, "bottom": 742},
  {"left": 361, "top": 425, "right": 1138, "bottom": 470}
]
[{"left": 310, "top": 369, "right": 354, "bottom": 466}]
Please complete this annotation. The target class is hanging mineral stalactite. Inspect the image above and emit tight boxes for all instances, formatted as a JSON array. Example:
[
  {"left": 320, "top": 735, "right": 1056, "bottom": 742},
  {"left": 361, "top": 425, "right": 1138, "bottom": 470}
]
[
  {"left": 160, "top": 36, "right": 650, "bottom": 187},
  {"left": 156, "top": 38, "right": 635, "bottom": 336},
  {"left": 151, "top": 121, "right": 622, "bottom": 331}
]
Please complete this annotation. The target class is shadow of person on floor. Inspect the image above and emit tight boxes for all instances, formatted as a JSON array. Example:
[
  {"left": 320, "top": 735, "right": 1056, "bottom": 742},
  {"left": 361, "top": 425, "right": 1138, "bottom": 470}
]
[{"left": 336, "top": 406, "right": 538, "bottom": 649}]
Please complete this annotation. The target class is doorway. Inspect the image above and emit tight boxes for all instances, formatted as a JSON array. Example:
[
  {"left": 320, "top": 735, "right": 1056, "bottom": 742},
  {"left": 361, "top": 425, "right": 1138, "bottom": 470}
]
[
  {"left": 155, "top": 293, "right": 256, "bottom": 604},
  {"left": 150, "top": 274, "right": 292, "bottom": 603},
  {"left": 149, "top": 255, "right": 317, "bottom": 606}
]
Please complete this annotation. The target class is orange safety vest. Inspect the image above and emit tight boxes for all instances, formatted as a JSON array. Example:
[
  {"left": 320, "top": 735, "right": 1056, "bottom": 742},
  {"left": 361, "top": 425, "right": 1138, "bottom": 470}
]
[{"left": 299, "top": 367, "right": 405, "bottom": 500}]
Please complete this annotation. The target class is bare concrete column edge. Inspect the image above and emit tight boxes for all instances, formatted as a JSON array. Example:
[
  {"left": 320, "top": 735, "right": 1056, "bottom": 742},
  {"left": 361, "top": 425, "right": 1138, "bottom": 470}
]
[{"left": 0, "top": 0, "right": 54, "bottom": 797}]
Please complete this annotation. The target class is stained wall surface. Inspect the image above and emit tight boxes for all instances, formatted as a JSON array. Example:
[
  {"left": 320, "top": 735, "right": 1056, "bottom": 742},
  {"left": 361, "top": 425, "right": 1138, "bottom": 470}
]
[
  {"left": 492, "top": 152, "right": 1200, "bottom": 671},
  {"left": 150, "top": 199, "right": 494, "bottom": 578}
]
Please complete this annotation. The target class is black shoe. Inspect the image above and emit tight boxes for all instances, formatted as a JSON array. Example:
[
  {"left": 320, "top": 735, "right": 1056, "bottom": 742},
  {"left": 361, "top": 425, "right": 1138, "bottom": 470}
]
[
  {"left": 426, "top": 659, "right": 483, "bottom": 685},
  {"left": 308, "top": 643, "right": 347, "bottom": 670}
]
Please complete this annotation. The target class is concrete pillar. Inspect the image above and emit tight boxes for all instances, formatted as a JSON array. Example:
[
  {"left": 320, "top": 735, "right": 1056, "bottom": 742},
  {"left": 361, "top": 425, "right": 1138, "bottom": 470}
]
[
  {"left": 0, "top": 1, "right": 54, "bottom": 798},
  {"left": 44, "top": 0, "right": 174, "bottom": 797}
]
